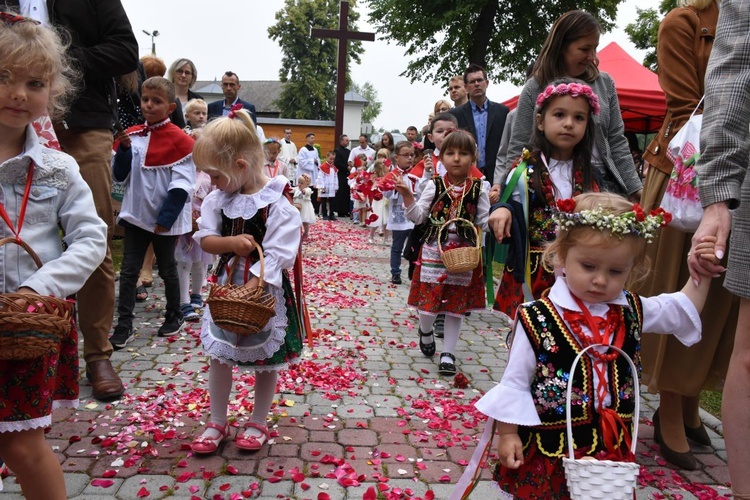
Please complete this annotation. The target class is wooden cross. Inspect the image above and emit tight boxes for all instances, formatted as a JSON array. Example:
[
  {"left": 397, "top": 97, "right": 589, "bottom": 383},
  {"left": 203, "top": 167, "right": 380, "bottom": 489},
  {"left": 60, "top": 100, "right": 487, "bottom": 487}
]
[{"left": 311, "top": 1, "right": 375, "bottom": 141}]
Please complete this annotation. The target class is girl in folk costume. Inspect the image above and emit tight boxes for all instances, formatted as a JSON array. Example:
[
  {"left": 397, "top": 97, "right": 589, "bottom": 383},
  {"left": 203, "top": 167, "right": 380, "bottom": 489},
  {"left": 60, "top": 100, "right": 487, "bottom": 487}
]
[
  {"left": 262, "top": 138, "right": 290, "bottom": 180},
  {"left": 490, "top": 79, "right": 601, "bottom": 319},
  {"left": 394, "top": 131, "right": 490, "bottom": 376},
  {"left": 452, "top": 193, "right": 715, "bottom": 500},
  {"left": 189, "top": 108, "right": 304, "bottom": 455},
  {"left": 367, "top": 160, "right": 390, "bottom": 245},
  {"left": 292, "top": 174, "right": 315, "bottom": 241},
  {"left": 315, "top": 150, "right": 338, "bottom": 221},
  {"left": 0, "top": 14, "right": 107, "bottom": 499},
  {"left": 349, "top": 155, "right": 368, "bottom": 225},
  {"left": 176, "top": 170, "right": 214, "bottom": 322}
]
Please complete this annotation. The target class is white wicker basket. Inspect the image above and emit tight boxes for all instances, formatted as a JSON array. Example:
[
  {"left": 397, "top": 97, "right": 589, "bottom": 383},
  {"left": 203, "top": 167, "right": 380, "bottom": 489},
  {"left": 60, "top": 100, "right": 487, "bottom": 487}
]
[{"left": 563, "top": 344, "right": 641, "bottom": 500}]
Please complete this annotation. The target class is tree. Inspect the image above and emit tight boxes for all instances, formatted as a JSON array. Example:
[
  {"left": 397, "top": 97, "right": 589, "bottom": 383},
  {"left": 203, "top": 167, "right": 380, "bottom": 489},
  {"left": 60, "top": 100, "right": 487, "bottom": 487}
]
[
  {"left": 624, "top": 0, "right": 677, "bottom": 72},
  {"left": 365, "top": 0, "right": 621, "bottom": 86},
  {"left": 350, "top": 81, "right": 382, "bottom": 125},
  {"left": 269, "top": 0, "right": 365, "bottom": 120}
]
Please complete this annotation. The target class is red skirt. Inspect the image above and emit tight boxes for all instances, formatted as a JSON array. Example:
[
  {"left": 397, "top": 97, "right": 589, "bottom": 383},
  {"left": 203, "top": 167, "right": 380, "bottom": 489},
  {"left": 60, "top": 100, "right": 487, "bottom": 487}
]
[
  {"left": 0, "top": 317, "right": 79, "bottom": 432},
  {"left": 408, "top": 240, "right": 486, "bottom": 315},
  {"left": 493, "top": 248, "right": 555, "bottom": 319},
  {"left": 493, "top": 442, "right": 570, "bottom": 499}
]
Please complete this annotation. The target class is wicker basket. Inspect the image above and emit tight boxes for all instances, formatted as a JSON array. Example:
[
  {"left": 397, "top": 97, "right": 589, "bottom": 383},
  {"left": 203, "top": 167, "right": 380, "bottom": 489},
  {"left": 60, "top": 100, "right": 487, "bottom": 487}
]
[
  {"left": 206, "top": 242, "right": 276, "bottom": 336},
  {"left": 437, "top": 217, "right": 482, "bottom": 274},
  {"left": 563, "top": 344, "right": 641, "bottom": 499},
  {"left": 0, "top": 237, "right": 74, "bottom": 361}
]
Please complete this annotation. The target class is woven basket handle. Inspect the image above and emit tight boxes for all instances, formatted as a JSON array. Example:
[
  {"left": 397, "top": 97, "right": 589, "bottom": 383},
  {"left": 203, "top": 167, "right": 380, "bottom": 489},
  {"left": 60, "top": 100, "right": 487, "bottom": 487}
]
[
  {"left": 436, "top": 217, "right": 481, "bottom": 257},
  {"left": 565, "top": 344, "right": 639, "bottom": 460},
  {"left": 0, "top": 236, "right": 43, "bottom": 269},
  {"left": 225, "top": 241, "right": 266, "bottom": 288}
]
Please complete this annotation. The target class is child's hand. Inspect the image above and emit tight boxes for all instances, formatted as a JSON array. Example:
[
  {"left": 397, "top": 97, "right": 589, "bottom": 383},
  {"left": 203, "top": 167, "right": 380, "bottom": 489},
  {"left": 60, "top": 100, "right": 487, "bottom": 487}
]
[
  {"left": 154, "top": 224, "right": 168, "bottom": 234},
  {"left": 497, "top": 432, "right": 524, "bottom": 469},
  {"left": 423, "top": 156, "right": 434, "bottom": 175},
  {"left": 692, "top": 236, "right": 723, "bottom": 267},
  {"left": 489, "top": 189, "right": 500, "bottom": 204},
  {"left": 231, "top": 234, "right": 257, "bottom": 256},
  {"left": 116, "top": 130, "right": 131, "bottom": 149},
  {"left": 243, "top": 276, "right": 260, "bottom": 290},
  {"left": 488, "top": 207, "right": 512, "bottom": 241}
]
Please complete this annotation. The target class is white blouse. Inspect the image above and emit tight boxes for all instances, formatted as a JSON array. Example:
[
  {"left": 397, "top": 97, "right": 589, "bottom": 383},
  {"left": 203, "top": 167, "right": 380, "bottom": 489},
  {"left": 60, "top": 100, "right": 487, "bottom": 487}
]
[
  {"left": 476, "top": 277, "right": 702, "bottom": 426},
  {"left": 193, "top": 176, "right": 301, "bottom": 288},
  {"left": 404, "top": 178, "right": 490, "bottom": 231}
]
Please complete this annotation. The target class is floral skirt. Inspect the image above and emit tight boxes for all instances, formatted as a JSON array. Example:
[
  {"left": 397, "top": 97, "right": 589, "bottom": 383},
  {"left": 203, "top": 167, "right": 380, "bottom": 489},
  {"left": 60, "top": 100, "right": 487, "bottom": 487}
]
[
  {"left": 407, "top": 239, "right": 486, "bottom": 316},
  {"left": 0, "top": 315, "right": 79, "bottom": 432},
  {"left": 493, "top": 248, "right": 554, "bottom": 319},
  {"left": 493, "top": 442, "right": 570, "bottom": 499}
]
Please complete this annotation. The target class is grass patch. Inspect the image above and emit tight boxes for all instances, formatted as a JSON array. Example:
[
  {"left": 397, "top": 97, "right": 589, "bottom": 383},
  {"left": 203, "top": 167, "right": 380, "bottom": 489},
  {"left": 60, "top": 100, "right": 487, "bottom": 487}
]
[
  {"left": 111, "top": 237, "right": 123, "bottom": 274},
  {"left": 700, "top": 390, "right": 722, "bottom": 420}
]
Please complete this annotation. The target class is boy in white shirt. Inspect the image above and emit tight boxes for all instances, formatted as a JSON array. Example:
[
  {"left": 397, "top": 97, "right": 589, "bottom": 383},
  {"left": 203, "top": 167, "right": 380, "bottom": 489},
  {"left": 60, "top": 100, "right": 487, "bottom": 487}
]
[{"left": 111, "top": 77, "right": 196, "bottom": 346}]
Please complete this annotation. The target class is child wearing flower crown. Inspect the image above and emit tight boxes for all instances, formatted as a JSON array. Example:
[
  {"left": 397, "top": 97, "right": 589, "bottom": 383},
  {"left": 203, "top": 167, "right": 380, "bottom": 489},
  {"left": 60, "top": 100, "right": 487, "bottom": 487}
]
[
  {"left": 490, "top": 78, "right": 602, "bottom": 319},
  {"left": 452, "top": 192, "right": 717, "bottom": 500},
  {"left": 0, "top": 14, "right": 108, "bottom": 499},
  {"left": 394, "top": 131, "right": 489, "bottom": 376},
  {"left": 189, "top": 108, "right": 303, "bottom": 455}
]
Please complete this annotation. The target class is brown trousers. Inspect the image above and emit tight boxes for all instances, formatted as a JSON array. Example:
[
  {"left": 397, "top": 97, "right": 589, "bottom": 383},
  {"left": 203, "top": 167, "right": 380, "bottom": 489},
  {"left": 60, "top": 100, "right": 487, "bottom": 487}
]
[{"left": 54, "top": 127, "right": 115, "bottom": 362}]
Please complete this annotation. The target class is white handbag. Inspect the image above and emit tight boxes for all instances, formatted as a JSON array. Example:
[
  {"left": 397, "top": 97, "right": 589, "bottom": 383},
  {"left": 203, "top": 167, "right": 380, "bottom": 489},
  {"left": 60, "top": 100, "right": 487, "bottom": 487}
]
[{"left": 659, "top": 97, "right": 704, "bottom": 232}]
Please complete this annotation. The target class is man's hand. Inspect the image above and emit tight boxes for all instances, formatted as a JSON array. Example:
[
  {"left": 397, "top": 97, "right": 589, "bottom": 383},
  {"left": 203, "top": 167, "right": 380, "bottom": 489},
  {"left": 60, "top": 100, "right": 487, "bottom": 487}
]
[{"left": 688, "top": 202, "right": 731, "bottom": 284}]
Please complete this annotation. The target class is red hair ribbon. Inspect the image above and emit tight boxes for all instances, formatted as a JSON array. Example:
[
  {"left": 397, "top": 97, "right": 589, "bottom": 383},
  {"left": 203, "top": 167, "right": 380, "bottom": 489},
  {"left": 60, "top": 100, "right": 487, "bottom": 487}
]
[
  {"left": 227, "top": 103, "right": 243, "bottom": 119},
  {"left": 0, "top": 12, "right": 40, "bottom": 25}
]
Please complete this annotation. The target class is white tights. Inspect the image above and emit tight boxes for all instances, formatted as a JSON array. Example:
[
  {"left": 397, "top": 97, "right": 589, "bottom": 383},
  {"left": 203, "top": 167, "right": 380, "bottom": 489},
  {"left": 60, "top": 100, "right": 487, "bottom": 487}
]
[
  {"left": 201, "top": 358, "right": 279, "bottom": 438},
  {"left": 419, "top": 312, "right": 463, "bottom": 364},
  {"left": 177, "top": 261, "right": 208, "bottom": 304}
]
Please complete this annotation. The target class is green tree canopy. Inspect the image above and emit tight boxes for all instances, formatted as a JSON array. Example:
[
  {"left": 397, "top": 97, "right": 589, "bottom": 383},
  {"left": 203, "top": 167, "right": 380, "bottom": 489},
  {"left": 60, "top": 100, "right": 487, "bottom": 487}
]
[
  {"left": 366, "top": 0, "right": 621, "bottom": 86},
  {"left": 350, "top": 81, "right": 382, "bottom": 125},
  {"left": 624, "top": 0, "right": 677, "bottom": 72},
  {"left": 269, "top": 0, "right": 365, "bottom": 120}
]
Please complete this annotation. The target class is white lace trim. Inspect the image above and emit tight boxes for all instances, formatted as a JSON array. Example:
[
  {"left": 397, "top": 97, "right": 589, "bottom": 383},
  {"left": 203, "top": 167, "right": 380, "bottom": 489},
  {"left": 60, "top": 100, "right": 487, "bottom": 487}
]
[
  {"left": 0, "top": 397, "right": 78, "bottom": 434},
  {"left": 0, "top": 150, "right": 71, "bottom": 189},
  {"left": 216, "top": 176, "right": 288, "bottom": 220},
  {"left": 200, "top": 283, "right": 289, "bottom": 364}
]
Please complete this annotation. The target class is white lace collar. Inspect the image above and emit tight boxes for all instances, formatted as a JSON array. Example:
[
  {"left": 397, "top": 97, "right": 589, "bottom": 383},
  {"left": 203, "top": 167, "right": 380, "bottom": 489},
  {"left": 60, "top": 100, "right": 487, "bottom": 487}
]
[{"left": 218, "top": 176, "right": 289, "bottom": 219}]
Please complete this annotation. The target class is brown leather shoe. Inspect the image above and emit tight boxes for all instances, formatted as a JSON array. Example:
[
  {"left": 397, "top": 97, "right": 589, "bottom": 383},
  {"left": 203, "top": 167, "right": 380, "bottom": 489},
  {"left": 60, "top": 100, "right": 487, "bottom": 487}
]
[{"left": 86, "top": 359, "right": 124, "bottom": 401}]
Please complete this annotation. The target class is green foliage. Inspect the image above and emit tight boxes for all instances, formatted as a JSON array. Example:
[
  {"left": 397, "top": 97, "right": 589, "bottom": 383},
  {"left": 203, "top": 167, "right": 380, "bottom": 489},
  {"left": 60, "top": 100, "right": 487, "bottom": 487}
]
[
  {"left": 269, "top": 0, "right": 366, "bottom": 120},
  {"left": 365, "top": 0, "right": 621, "bottom": 85},
  {"left": 350, "top": 81, "right": 382, "bottom": 125},
  {"left": 624, "top": 0, "right": 676, "bottom": 72}
]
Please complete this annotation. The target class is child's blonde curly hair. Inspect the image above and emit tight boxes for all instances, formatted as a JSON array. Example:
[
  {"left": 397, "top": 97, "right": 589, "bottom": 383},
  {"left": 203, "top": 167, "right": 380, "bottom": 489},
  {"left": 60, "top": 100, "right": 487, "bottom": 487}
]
[
  {"left": 543, "top": 192, "right": 652, "bottom": 289},
  {"left": 0, "top": 17, "right": 78, "bottom": 121}
]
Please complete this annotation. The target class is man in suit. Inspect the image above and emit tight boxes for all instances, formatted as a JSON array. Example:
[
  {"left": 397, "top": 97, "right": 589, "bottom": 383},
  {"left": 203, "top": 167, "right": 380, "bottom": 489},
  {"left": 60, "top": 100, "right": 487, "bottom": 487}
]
[
  {"left": 449, "top": 64, "right": 509, "bottom": 186},
  {"left": 207, "top": 71, "right": 257, "bottom": 124},
  {"left": 687, "top": 0, "right": 750, "bottom": 496},
  {"left": 448, "top": 75, "right": 468, "bottom": 107}
]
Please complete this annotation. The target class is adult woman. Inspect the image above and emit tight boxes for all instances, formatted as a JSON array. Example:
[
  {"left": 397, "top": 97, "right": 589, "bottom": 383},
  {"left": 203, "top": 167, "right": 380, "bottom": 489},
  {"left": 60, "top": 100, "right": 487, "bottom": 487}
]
[
  {"left": 638, "top": 0, "right": 735, "bottom": 471},
  {"left": 375, "top": 131, "right": 395, "bottom": 157},
  {"left": 433, "top": 99, "right": 451, "bottom": 115},
  {"left": 167, "top": 58, "right": 203, "bottom": 106},
  {"left": 490, "top": 10, "right": 642, "bottom": 199}
]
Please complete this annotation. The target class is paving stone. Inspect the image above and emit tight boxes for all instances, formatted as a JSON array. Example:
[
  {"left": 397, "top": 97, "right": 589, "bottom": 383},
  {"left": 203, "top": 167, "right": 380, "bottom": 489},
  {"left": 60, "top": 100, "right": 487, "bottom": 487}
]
[{"left": 116, "top": 475, "right": 175, "bottom": 499}]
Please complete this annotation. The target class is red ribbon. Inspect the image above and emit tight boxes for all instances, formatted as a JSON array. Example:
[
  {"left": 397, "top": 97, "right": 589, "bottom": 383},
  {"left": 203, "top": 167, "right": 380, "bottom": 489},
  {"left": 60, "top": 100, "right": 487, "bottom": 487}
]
[
  {"left": 0, "top": 162, "right": 34, "bottom": 241},
  {"left": 227, "top": 103, "right": 243, "bottom": 119}
]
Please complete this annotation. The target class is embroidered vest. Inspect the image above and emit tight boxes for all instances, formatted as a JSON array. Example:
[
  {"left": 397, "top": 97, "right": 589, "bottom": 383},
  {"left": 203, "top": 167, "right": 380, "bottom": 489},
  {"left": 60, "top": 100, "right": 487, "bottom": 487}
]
[
  {"left": 516, "top": 292, "right": 643, "bottom": 457},
  {"left": 214, "top": 207, "right": 269, "bottom": 276},
  {"left": 413, "top": 176, "right": 483, "bottom": 246}
]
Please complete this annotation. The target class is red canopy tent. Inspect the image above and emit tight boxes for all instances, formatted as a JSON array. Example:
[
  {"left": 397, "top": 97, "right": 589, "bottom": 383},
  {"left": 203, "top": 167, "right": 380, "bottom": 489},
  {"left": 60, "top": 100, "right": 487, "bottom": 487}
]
[{"left": 502, "top": 42, "right": 666, "bottom": 134}]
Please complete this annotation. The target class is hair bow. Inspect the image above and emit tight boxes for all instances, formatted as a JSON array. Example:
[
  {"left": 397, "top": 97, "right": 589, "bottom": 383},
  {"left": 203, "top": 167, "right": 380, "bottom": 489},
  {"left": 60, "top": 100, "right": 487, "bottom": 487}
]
[
  {"left": 0, "top": 11, "right": 40, "bottom": 25},
  {"left": 227, "top": 103, "right": 243, "bottom": 119}
]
